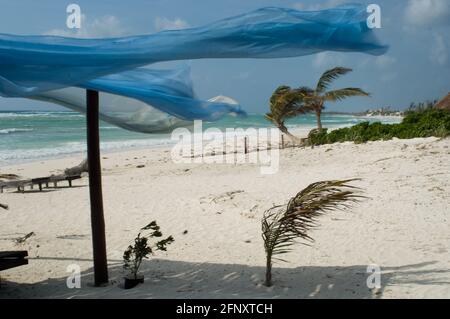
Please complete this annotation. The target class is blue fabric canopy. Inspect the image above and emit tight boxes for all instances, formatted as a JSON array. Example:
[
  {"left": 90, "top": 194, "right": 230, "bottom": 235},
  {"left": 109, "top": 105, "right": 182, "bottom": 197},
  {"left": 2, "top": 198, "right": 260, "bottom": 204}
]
[{"left": 0, "top": 5, "right": 388, "bottom": 132}]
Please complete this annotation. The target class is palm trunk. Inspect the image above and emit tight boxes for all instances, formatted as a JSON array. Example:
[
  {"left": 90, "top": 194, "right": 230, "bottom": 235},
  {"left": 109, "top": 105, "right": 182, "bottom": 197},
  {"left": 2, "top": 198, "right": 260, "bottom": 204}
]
[
  {"left": 265, "top": 253, "right": 273, "bottom": 287},
  {"left": 315, "top": 110, "right": 323, "bottom": 130},
  {"left": 278, "top": 123, "right": 301, "bottom": 144}
]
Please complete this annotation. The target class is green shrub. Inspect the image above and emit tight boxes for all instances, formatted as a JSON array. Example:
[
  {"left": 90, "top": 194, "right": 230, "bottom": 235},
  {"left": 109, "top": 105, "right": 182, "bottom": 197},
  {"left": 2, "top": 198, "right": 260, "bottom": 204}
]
[
  {"left": 123, "top": 221, "right": 174, "bottom": 280},
  {"left": 309, "top": 108, "right": 450, "bottom": 146}
]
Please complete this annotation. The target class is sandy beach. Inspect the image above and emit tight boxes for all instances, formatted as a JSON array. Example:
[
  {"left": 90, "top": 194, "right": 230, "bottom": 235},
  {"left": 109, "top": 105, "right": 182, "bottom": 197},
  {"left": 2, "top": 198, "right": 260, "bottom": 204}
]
[{"left": 1, "top": 136, "right": 449, "bottom": 299}]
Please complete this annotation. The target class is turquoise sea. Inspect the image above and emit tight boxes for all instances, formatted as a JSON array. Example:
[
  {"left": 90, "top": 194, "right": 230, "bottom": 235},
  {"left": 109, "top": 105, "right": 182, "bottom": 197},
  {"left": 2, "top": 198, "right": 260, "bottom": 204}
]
[{"left": 0, "top": 111, "right": 401, "bottom": 166}]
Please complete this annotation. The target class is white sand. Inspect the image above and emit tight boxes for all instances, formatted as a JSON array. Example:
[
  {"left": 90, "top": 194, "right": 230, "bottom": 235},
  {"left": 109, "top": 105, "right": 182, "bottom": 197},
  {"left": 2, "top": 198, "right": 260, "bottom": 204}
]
[{"left": 1, "top": 137, "right": 450, "bottom": 298}]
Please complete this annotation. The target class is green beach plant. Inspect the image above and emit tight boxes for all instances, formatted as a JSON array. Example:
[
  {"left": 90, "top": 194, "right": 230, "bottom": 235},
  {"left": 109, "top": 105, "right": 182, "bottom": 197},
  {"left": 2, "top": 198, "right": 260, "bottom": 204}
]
[
  {"left": 308, "top": 107, "right": 450, "bottom": 146},
  {"left": 123, "top": 221, "right": 174, "bottom": 283},
  {"left": 299, "top": 67, "right": 370, "bottom": 130},
  {"left": 261, "top": 180, "right": 363, "bottom": 287}
]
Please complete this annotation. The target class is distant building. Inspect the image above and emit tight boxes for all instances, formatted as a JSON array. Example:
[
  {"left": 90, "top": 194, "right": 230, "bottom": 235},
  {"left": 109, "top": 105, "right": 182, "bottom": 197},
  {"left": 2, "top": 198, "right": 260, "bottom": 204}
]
[{"left": 435, "top": 92, "right": 450, "bottom": 111}]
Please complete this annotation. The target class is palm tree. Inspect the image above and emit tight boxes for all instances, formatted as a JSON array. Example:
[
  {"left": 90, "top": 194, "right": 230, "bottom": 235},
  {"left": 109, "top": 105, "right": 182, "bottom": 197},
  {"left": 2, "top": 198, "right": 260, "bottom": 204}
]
[
  {"left": 265, "top": 86, "right": 311, "bottom": 142},
  {"left": 300, "top": 67, "right": 370, "bottom": 130},
  {"left": 261, "top": 179, "right": 364, "bottom": 287}
]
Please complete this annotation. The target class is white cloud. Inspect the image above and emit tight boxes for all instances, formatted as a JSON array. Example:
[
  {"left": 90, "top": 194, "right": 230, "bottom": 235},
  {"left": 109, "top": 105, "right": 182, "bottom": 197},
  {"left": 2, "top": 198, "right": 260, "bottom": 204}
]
[
  {"left": 45, "top": 15, "right": 127, "bottom": 38},
  {"left": 404, "top": 0, "right": 450, "bottom": 27},
  {"left": 375, "top": 55, "right": 397, "bottom": 68},
  {"left": 292, "top": 3, "right": 305, "bottom": 10},
  {"left": 312, "top": 52, "right": 346, "bottom": 68},
  {"left": 234, "top": 71, "right": 250, "bottom": 80},
  {"left": 293, "top": 0, "right": 346, "bottom": 11},
  {"left": 430, "top": 33, "right": 448, "bottom": 65},
  {"left": 313, "top": 52, "right": 328, "bottom": 68},
  {"left": 154, "top": 17, "right": 190, "bottom": 32},
  {"left": 380, "top": 72, "right": 398, "bottom": 83}
]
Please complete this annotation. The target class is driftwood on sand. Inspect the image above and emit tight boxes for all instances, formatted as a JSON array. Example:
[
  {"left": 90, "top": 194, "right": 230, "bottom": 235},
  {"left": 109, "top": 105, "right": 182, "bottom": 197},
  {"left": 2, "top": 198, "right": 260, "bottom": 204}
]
[
  {"left": 0, "top": 173, "right": 11, "bottom": 208},
  {"left": 64, "top": 159, "right": 88, "bottom": 176},
  {"left": 0, "top": 173, "right": 19, "bottom": 180},
  {"left": 14, "top": 232, "right": 35, "bottom": 244}
]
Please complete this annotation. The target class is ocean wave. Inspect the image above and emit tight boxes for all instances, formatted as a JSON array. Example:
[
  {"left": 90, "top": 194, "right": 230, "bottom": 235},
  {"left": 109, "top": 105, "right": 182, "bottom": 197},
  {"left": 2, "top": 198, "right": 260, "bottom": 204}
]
[
  {"left": 100, "top": 126, "right": 121, "bottom": 130},
  {"left": 0, "top": 112, "right": 84, "bottom": 118},
  {"left": 322, "top": 119, "right": 356, "bottom": 123},
  {"left": 0, "top": 138, "right": 175, "bottom": 165},
  {"left": 0, "top": 114, "right": 403, "bottom": 165},
  {"left": 0, "top": 128, "right": 34, "bottom": 134}
]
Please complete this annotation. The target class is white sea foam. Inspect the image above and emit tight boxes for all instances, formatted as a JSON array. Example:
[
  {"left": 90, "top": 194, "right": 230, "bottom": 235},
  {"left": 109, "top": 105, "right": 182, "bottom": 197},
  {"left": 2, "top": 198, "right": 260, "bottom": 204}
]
[
  {"left": 0, "top": 128, "right": 34, "bottom": 134},
  {"left": 0, "top": 138, "right": 175, "bottom": 166},
  {"left": 0, "top": 112, "right": 83, "bottom": 118}
]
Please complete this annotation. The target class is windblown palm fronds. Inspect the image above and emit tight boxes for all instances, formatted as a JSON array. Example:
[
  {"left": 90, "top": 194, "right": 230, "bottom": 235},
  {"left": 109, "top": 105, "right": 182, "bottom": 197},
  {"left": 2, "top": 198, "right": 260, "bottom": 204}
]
[
  {"left": 261, "top": 179, "right": 364, "bottom": 286},
  {"left": 265, "top": 85, "right": 311, "bottom": 142},
  {"left": 296, "top": 67, "right": 370, "bottom": 130},
  {"left": 315, "top": 67, "right": 352, "bottom": 93},
  {"left": 323, "top": 88, "right": 370, "bottom": 102}
]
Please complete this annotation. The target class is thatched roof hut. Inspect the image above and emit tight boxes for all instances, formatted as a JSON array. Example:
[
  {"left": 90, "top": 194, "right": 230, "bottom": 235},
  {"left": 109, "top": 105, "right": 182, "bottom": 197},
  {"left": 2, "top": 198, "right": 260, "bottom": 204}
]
[{"left": 435, "top": 92, "right": 450, "bottom": 111}]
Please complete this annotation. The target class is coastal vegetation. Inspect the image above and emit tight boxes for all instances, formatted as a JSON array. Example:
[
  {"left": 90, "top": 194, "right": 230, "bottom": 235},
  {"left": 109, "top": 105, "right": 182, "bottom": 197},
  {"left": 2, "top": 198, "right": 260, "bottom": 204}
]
[
  {"left": 265, "top": 67, "right": 370, "bottom": 139},
  {"left": 266, "top": 67, "right": 449, "bottom": 147},
  {"left": 308, "top": 107, "right": 450, "bottom": 146},
  {"left": 261, "top": 179, "right": 363, "bottom": 287}
]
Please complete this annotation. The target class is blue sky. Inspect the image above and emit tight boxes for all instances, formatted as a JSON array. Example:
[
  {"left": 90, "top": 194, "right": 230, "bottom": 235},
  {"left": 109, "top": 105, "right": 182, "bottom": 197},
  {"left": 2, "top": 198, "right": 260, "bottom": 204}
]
[{"left": 0, "top": 0, "right": 449, "bottom": 113}]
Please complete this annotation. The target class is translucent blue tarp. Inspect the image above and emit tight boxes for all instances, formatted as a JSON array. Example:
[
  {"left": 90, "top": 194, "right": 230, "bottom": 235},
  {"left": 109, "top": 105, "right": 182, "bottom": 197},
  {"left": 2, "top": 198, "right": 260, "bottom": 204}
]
[{"left": 0, "top": 5, "right": 388, "bottom": 132}]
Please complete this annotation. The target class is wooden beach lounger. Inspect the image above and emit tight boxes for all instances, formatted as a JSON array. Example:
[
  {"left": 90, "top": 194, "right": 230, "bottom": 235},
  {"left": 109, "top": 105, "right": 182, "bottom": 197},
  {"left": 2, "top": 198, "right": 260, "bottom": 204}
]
[
  {"left": 31, "top": 177, "right": 51, "bottom": 191},
  {"left": 0, "top": 180, "right": 32, "bottom": 193},
  {"left": 0, "top": 251, "right": 28, "bottom": 271},
  {"left": 49, "top": 175, "right": 82, "bottom": 188},
  {"left": 65, "top": 174, "right": 82, "bottom": 187},
  {"left": 32, "top": 175, "right": 82, "bottom": 191},
  {"left": 0, "top": 175, "right": 82, "bottom": 193}
]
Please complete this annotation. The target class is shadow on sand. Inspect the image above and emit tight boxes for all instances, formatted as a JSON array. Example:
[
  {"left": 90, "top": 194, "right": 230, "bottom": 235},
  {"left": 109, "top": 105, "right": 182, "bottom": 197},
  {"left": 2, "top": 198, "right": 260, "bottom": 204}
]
[{"left": 1, "top": 259, "right": 448, "bottom": 299}]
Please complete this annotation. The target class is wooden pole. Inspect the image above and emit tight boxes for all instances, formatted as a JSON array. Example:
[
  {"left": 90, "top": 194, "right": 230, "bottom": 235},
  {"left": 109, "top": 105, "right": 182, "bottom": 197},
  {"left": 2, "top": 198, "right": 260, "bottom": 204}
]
[
  {"left": 244, "top": 136, "right": 248, "bottom": 154},
  {"left": 86, "top": 89, "right": 108, "bottom": 286}
]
